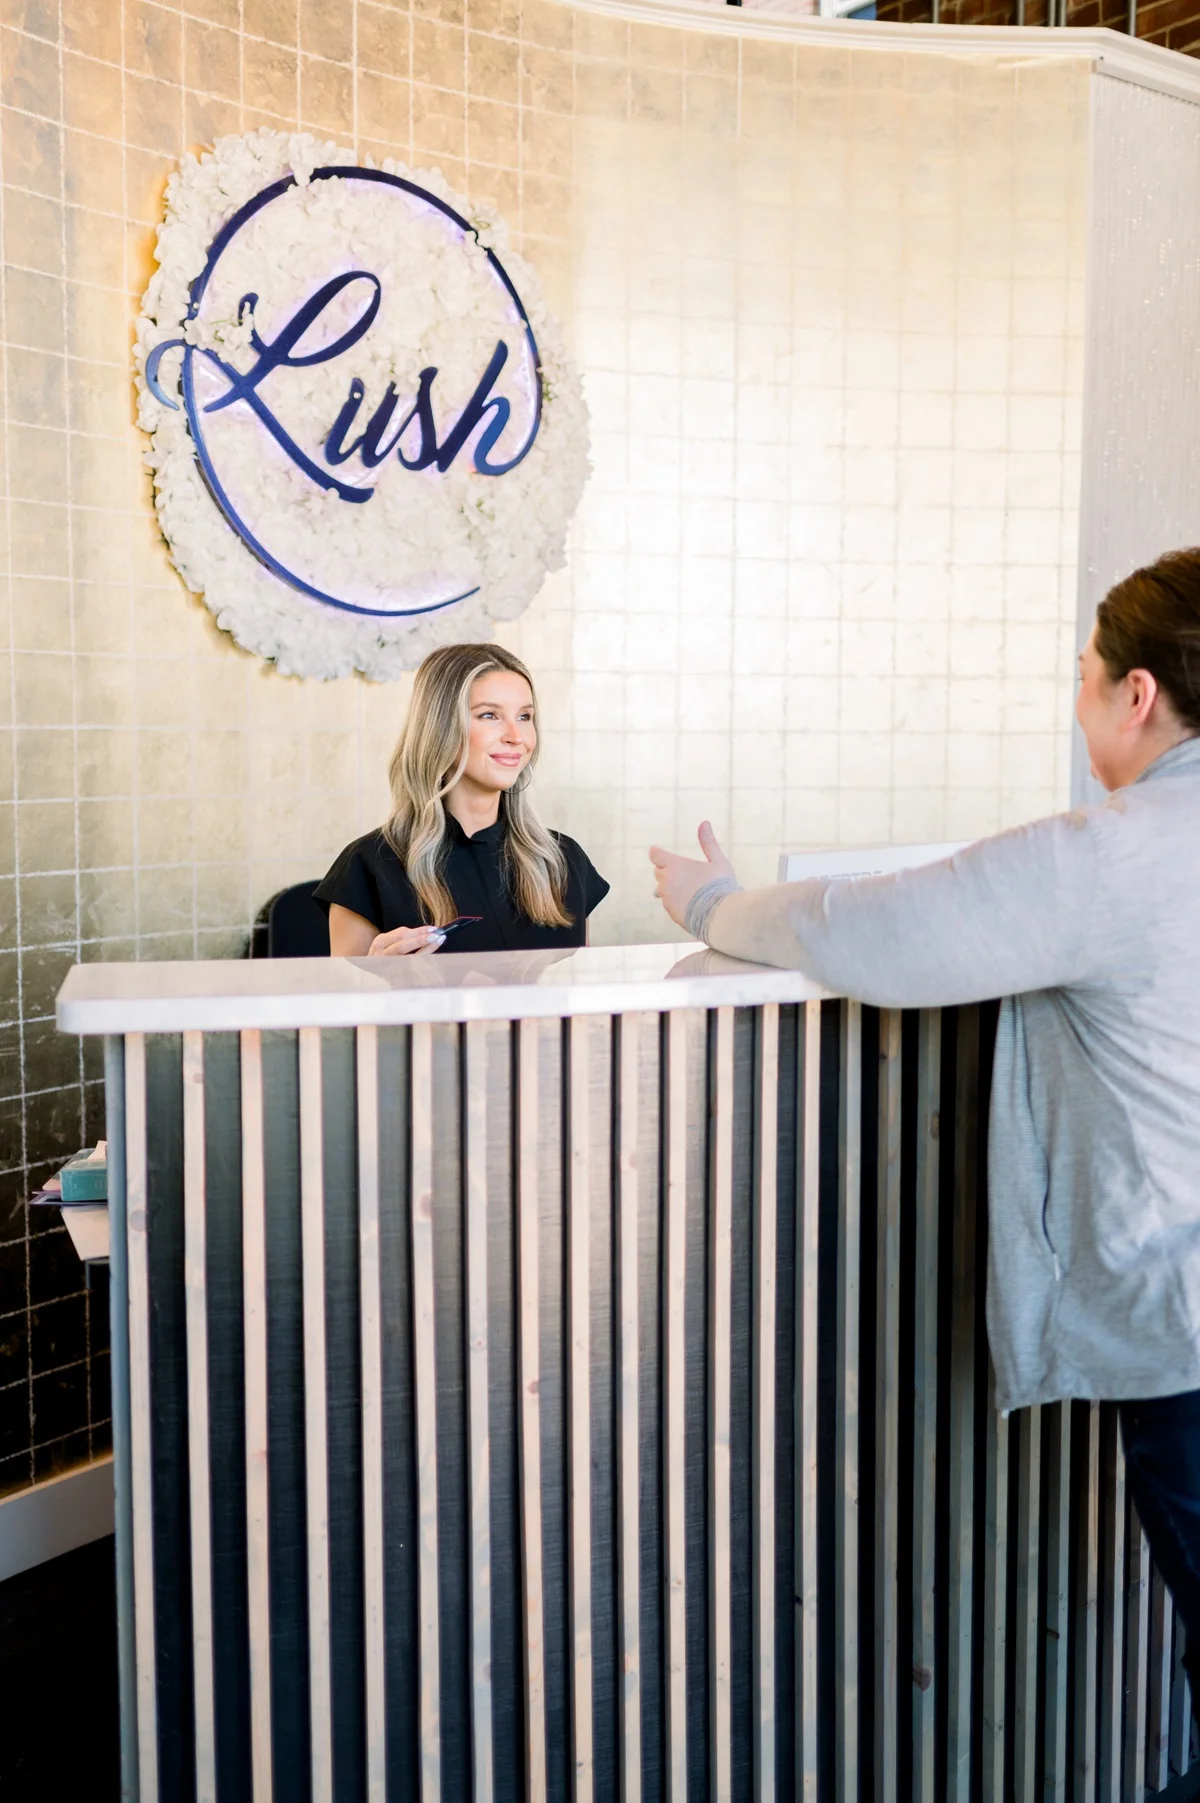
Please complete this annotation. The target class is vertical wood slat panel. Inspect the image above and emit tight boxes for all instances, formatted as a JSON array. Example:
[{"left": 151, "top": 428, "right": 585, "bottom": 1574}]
[
  {"left": 910, "top": 1013, "right": 940, "bottom": 1803},
  {"left": 710, "top": 1006, "right": 735, "bottom": 1803},
  {"left": 793, "top": 1002, "right": 821, "bottom": 1803},
  {"left": 946, "top": 1008, "right": 980, "bottom": 1803},
  {"left": 617, "top": 1012, "right": 644, "bottom": 1803},
  {"left": 1098, "top": 1415, "right": 1126, "bottom": 1803},
  {"left": 1074, "top": 1403, "right": 1101, "bottom": 1803},
  {"left": 754, "top": 1005, "right": 778, "bottom": 1803},
  {"left": 410, "top": 1024, "right": 442, "bottom": 1802},
  {"left": 134, "top": 999, "right": 1169, "bottom": 1803},
  {"left": 981, "top": 1387, "right": 1008, "bottom": 1803},
  {"left": 106, "top": 1035, "right": 138, "bottom": 1803},
  {"left": 299, "top": 1029, "right": 333, "bottom": 1803},
  {"left": 241, "top": 1029, "right": 274, "bottom": 1803},
  {"left": 1043, "top": 1404, "right": 1072, "bottom": 1802},
  {"left": 1169, "top": 1609, "right": 1192, "bottom": 1778},
  {"left": 567, "top": 1020, "right": 594, "bottom": 1803},
  {"left": 517, "top": 1020, "right": 547, "bottom": 1803},
  {"left": 125, "top": 1032, "right": 160, "bottom": 1803},
  {"left": 1146, "top": 1574, "right": 1172, "bottom": 1796},
  {"left": 753, "top": 1009, "right": 781, "bottom": 1803},
  {"left": 663, "top": 1012, "right": 688, "bottom": 1803},
  {"left": 835, "top": 1002, "right": 862, "bottom": 1803},
  {"left": 875, "top": 1011, "right": 902, "bottom": 1803},
  {"left": 357, "top": 1026, "right": 387, "bottom": 1803},
  {"left": 182, "top": 1031, "right": 216, "bottom": 1803},
  {"left": 1123, "top": 1512, "right": 1150, "bottom": 1803},
  {"left": 1012, "top": 1407, "right": 1041, "bottom": 1801},
  {"left": 464, "top": 1022, "right": 494, "bottom": 1803}
]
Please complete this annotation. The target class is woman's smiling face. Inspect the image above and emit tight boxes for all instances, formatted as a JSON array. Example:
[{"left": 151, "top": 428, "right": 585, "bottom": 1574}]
[{"left": 459, "top": 668, "right": 538, "bottom": 795}]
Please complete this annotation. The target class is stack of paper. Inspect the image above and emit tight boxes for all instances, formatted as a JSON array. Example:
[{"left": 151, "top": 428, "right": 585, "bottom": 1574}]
[
  {"left": 27, "top": 1142, "right": 111, "bottom": 1268},
  {"left": 61, "top": 1206, "right": 110, "bottom": 1264}
]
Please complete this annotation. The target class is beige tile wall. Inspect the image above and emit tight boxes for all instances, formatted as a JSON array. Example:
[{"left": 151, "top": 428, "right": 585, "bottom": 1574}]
[
  {"left": 506, "top": 41, "right": 1089, "bottom": 926},
  {"left": 1075, "top": 74, "right": 1200, "bottom": 803},
  {"left": 0, "top": 0, "right": 1094, "bottom": 1487},
  {"left": 0, "top": 3, "right": 1090, "bottom": 1008}
]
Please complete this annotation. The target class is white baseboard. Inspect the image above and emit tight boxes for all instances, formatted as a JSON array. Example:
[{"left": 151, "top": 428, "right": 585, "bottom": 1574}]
[{"left": 0, "top": 1456, "right": 115, "bottom": 1583}]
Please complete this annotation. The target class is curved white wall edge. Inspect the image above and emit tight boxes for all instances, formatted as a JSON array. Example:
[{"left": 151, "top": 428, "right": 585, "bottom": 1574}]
[
  {"left": 0, "top": 1457, "right": 114, "bottom": 1583},
  {"left": 557, "top": 0, "right": 1200, "bottom": 107}
]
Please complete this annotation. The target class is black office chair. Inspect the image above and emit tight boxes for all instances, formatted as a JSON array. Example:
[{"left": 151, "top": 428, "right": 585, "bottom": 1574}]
[{"left": 248, "top": 881, "right": 330, "bottom": 958}]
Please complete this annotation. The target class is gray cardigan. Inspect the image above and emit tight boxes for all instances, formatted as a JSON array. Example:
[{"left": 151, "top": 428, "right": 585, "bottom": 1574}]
[{"left": 688, "top": 738, "right": 1200, "bottom": 1411}]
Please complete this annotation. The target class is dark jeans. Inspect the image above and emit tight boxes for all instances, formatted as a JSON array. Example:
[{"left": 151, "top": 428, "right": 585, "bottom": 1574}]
[{"left": 1119, "top": 1387, "right": 1200, "bottom": 1722}]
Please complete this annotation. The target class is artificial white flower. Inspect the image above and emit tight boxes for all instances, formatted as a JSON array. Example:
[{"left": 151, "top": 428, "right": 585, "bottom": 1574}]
[{"left": 136, "top": 129, "right": 590, "bottom": 681}]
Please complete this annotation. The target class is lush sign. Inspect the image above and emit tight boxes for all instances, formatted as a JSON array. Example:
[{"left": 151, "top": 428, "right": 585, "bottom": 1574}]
[{"left": 137, "top": 133, "right": 588, "bottom": 680}]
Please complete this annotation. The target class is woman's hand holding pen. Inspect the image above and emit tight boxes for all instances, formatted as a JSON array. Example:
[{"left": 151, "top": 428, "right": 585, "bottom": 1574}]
[
  {"left": 367, "top": 924, "right": 446, "bottom": 956},
  {"left": 365, "top": 914, "right": 483, "bottom": 956}
]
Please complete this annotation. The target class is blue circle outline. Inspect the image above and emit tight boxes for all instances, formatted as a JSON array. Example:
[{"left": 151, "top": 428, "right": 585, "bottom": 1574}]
[{"left": 176, "top": 165, "right": 544, "bottom": 619}]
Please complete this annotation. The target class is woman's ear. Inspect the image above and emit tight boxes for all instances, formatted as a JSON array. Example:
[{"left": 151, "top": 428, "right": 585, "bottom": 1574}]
[{"left": 1125, "top": 667, "right": 1162, "bottom": 730}]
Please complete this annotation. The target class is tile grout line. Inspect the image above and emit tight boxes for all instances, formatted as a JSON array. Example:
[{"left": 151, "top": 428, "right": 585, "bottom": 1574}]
[
  {"left": 176, "top": 0, "right": 200, "bottom": 964},
  {"left": 0, "top": 11, "right": 32, "bottom": 1492},
  {"left": 52, "top": 0, "right": 95, "bottom": 1459},
  {"left": 119, "top": 0, "right": 141, "bottom": 964}
]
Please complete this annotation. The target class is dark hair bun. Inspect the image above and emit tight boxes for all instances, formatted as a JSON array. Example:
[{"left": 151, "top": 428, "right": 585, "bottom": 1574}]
[{"left": 1096, "top": 550, "right": 1200, "bottom": 732}]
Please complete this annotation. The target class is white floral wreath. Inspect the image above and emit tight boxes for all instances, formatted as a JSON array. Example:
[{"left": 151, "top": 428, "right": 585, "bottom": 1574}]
[{"left": 135, "top": 130, "right": 590, "bottom": 681}]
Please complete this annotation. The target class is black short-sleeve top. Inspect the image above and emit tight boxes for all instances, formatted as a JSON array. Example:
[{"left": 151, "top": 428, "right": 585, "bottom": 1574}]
[{"left": 314, "top": 816, "right": 609, "bottom": 953}]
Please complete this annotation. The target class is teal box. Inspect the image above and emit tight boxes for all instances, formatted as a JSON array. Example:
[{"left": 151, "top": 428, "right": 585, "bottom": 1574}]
[{"left": 60, "top": 1145, "right": 107, "bottom": 1203}]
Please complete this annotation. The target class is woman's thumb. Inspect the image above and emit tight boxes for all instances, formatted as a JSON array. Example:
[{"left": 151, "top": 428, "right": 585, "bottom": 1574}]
[{"left": 698, "top": 819, "right": 721, "bottom": 861}]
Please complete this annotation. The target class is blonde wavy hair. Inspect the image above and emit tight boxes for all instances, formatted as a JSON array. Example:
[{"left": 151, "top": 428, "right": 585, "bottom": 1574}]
[{"left": 384, "top": 643, "right": 572, "bottom": 929}]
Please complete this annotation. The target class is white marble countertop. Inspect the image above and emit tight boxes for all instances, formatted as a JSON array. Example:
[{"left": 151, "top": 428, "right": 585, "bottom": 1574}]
[{"left": 56, "top": 942, "right": 833, "bottom": 1034}]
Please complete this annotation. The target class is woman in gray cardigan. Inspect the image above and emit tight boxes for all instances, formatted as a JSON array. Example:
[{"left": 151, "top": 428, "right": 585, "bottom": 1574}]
[{"left": 652, "top": 548, "right": 1200, "bottom": 1715}]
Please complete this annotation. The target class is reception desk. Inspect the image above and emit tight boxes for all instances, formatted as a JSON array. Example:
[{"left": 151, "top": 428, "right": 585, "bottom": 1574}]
[{"left": 57, "top": 948, "right": 1193, "bottom": 1803}]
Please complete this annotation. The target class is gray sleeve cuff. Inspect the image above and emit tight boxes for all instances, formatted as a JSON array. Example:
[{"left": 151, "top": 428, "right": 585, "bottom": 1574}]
[{"left": 684, "top": 876, "right": 742, "bottom": 943}]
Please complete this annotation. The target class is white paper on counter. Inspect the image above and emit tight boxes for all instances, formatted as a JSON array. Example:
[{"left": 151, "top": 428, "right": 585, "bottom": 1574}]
[{"left": 60, "top": 1204, "right": 109, "bottom": 1263}]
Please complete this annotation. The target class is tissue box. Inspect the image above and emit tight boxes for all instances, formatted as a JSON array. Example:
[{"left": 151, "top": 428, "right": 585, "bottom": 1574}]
[{"left": 59, "top": 1142, "right": 107, "bottom": 1203}]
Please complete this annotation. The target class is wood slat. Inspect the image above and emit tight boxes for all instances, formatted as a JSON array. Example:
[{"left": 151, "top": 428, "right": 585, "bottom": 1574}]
[
  {"left": 1098, "top": 1411, "right": 1126, "bottom": 1803},
  {"left": 356, "top": 1027, "right": 387, "bottom": 1802},
  {"left": 664, "top": 1011, "right": 688, "bottom": 1803},
  {"left": 1043, "top": 1404, "right": 1072, "bottom": 1801},
  {"left": 1074, "top": 1403, "right": 1100, "bottom": 1803},
  {"left": 299, "top": 1029, "right": 333, "bottom": 1803},
  {"left": 1012, "top": 1407, "right": 1041, "bottom": 1801},
  {"left": 616, "top": 1013, "right": 644, "bottom": 1803},
  {"left": 875, "top": 1011, "right": 902, "bottom": 1803},
  {"left": 754, "top": 1006, "right": 779, "bottom": 1803},
  {"left": 946, "top": 1009, "right": 979, "bottom": 1803},
  {"left": 835, "top": 1002, "right": 862, "bottom": 1803},
  {"left": 1123, "top": 1511, "right": 1150, "bottom": 1803},
  {"left": 241, "top": 1029, "right": 273, "bottom": 1803},
  {"left": 794, "top": 1002, "right": 821, "bottom": 1803},
  {"left": 464, "top": 1022, "right": 494, "bottom": 1803},
  {"left": 125, "top": 1033, "right": 160, "bottom": 1803},
  {"left": 182, "top": 1031, "right": 216, "bottom": 1803},
  {"left": 910, "top": 1013, "right": 940, "bottom": 1803},
  {"left": 517, "top": 1021, "right": 547, "bottom": 1803},
  {"left": 410, "top": 1025, "right": 442, "bottom": 1802},
  {"left": 710, "top": 1006, "right": 735, "bottom": 1803},
  {"left": 980, "top": 1390, "right": 1008, "bottom": 1803}
]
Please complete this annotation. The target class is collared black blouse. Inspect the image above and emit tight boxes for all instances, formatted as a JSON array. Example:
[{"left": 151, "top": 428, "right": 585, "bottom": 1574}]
[{"left": 314, "top": 815, "right": 609, "bottom": 953}]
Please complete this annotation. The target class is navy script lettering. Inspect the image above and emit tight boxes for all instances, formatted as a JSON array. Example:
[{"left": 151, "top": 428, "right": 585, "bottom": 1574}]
[{"left": 144, "top": 270, "right": 534, "bottom": 502}]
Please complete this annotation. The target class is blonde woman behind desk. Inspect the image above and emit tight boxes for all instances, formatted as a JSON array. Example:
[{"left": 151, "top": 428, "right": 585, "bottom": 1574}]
[{"left": 318, "top": 643, "right": 608, "bottom": 957}]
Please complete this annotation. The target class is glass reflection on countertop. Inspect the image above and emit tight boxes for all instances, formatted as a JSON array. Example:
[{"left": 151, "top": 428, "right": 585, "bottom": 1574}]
[{"left": 339, "top": 939, "right": 777, "bottom": 993}]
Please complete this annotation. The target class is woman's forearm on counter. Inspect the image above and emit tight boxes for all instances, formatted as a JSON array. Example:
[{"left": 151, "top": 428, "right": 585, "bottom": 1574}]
[{"left": 699, "top": 814, "right": 1101, "bottom": 1009}]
